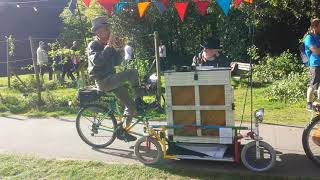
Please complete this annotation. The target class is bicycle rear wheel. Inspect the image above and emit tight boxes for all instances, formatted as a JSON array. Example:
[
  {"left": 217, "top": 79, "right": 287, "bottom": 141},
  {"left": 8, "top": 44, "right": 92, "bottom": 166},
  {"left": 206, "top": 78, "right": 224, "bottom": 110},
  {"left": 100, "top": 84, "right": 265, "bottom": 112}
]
[
  {"left": 76, "top": 104, "right": 117, "bottom": 148},
  {"left": 302, "top": 116, "right": 320, "bottom": 166}
]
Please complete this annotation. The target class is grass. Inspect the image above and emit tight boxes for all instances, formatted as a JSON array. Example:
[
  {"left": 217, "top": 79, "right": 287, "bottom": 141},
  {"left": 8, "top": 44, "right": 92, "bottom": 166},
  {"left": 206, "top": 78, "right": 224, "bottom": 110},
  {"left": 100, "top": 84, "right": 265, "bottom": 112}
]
[
  {"left": 233, "top": 86, "right": 309, "bottom": 125},
  {"left": 0, "top": 74, "right": 312, "bottom": 126},
  {"left": 0, "top": 154, "right": 305, "bottom": 180}
]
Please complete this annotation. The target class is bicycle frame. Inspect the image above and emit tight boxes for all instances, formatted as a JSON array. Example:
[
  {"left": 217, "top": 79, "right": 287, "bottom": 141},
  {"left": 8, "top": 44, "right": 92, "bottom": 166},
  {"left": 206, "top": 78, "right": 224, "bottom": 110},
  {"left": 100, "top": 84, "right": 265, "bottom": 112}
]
[
  {"left": 86, "top": 96, "right": 148, "bottom": 138},
  {"left": 144, "top": 124, "right": 248, "bottom": 161}
]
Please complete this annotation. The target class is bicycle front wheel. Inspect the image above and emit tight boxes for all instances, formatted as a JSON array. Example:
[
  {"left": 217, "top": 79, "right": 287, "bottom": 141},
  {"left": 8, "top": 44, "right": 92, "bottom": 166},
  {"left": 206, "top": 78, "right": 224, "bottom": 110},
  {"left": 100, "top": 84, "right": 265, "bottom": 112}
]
[
  {"left": 241, "top": 141, "right": 276, "bottom": 172},
  {"left": 134, "top": 136, "right": 162, "bottom": 165},
  {"left": 302, "top": 116, "right": 320, "bottom": 166},
  {"left": 76, "top": 104, "right": 117, "bottom": 148}
]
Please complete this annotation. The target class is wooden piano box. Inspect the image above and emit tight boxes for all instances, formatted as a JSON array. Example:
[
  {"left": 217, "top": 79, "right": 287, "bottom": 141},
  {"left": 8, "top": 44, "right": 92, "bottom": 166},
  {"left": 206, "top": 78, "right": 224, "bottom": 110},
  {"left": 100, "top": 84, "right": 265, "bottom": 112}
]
[{"left": 164, "top": 68, "right": 234, "bottom": 144}]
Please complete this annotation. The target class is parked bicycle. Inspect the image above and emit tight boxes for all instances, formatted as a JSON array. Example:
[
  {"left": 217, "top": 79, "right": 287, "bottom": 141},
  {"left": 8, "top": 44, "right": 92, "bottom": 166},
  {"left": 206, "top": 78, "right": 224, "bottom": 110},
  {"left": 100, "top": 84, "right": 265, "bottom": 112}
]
[{"left": 302, "top": 102, "right": 320, "bottom": 166}]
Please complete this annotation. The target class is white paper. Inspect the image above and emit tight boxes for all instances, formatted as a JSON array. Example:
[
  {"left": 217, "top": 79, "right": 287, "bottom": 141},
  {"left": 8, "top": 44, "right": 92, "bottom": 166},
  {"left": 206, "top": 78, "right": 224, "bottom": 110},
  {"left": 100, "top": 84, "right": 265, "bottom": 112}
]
[
  {"left": 177, "top": 144, "right": 227, "bottom": 158},
  {"left": 219, "top": 128, "right": 233, "bottom": 144}
]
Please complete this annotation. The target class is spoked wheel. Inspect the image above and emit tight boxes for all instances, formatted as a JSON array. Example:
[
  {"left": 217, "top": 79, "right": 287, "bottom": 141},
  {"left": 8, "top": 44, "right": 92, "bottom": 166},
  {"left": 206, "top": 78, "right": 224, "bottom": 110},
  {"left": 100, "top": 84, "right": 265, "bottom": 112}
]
[
  {"left": 76, "top": 104, "right": 117, "bottom": 148},
  {"left": 302, "top": 116, "right": 320, "bottom": 166},
  {"left": 241, "top": 141, "right": 276, "bottom": 172},
  {"left": 134, "top": 136, "right": 162, "bottom": 165}
]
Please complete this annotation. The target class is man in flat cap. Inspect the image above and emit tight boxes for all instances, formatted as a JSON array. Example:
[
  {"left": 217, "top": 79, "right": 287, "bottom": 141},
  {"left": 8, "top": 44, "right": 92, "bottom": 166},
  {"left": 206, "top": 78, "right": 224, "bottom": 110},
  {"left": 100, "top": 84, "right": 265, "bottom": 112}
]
[{"left": 87, "top": 16, "right": 145, "bottom": 141}]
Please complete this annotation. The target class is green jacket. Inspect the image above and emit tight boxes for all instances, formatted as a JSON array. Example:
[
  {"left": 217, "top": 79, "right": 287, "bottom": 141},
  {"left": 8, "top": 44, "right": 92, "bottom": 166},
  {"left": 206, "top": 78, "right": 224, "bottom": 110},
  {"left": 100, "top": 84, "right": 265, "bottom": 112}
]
[{"left": 87, "top": 40, "right": 122, "bottom": 80}]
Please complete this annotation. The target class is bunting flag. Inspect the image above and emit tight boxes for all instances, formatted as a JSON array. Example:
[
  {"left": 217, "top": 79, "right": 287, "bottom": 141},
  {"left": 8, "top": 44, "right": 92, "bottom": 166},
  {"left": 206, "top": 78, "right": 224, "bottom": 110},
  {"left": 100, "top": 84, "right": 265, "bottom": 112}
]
[
  {"left": 97, "top": 0, "right": 119, "bottom": 13},
  {"left": 174, "top": 2, "right": 189, "bottom": 22},
  {"left": 154, "top": 2, "right": 166, "bottom": 15},
  {"left": 216, "top": 0, "right": 231, "bottom": 16},
  {"left": 115, "top": 2, "right": 133, "bottom": 13},
  {"left": 161, "top": 0, "right": 169, "bottom": 8},
  {"left": 193, "top": 0, "right": 209, "bottom": 16},
  {"left": 82, "top": 0, "right": 91, "bottom": 7},
  {"left": 138, "top": 2, "right": 151, "bottom": 17},
  {"left": 244, "top": 0, "right": 253, "bottom": 3},
  {"left": 234, "top": 0, "right": 242, "bottom": 8},
  {"left": 68, "top": 0, "right": 77, "bottom": 13}
]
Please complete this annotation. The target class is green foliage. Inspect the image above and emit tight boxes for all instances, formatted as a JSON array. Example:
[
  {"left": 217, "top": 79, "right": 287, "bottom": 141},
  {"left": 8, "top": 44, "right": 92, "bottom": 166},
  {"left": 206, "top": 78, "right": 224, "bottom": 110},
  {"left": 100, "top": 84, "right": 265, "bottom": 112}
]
[
  {"left": 43, "top": 81, "right": 61, "bottom": 91},
  {"left": 7, "top": 35, "right": 15, "bottom": 57},
  {"left": 253, "top": 50, "right": 304, "bottom": 83},
  {"left": 11, "top": 75, "right": 72, "bottom": 93},
  {"left": 247, "top": 45, "right": 260, "bottom": 63},
  {"left": 11, "top": 75, "right": 37, "bottom": 93},
  {"left": 265, "top": 71, "right": 309, "bottom": 103},
  {"left": 125, "top": 58, "right": 150, "bottom": 79},
  {"left": 1, "top": 95, "right": 28, "bottom": 114},
  {"left": 0, "top": 104, "right": 8, "bottom": 112}
]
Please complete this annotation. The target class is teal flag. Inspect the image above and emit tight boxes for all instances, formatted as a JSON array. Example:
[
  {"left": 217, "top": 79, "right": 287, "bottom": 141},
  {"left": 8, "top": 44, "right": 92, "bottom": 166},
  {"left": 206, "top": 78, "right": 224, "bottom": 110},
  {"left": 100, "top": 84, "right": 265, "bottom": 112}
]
[{"left": 216, "top": 0, "right": 231, "bottom": 16}]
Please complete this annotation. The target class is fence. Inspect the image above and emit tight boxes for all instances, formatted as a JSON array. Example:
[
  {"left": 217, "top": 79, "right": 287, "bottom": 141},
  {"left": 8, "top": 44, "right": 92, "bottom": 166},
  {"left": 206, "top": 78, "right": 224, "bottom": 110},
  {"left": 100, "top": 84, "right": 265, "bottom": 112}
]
[{"left": 0, "top": 36, "right": 84, "bottom": 77}]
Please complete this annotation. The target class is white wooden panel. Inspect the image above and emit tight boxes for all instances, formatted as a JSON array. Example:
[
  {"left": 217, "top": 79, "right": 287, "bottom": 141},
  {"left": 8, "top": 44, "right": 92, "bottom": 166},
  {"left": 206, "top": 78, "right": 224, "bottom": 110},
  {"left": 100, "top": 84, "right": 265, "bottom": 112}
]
[
  {"left": 164, "top": 71, "right": 231, "bottom": 86},
  {"left": 194, "top": 85, "right": 201, "bottom": 136},
  {"left": 171, "top": 106, "right": 232, "bottom": 111},
  {"left": 164, "top": 70, "right": 235, "bottom": 140},
  {"left": 173, "top": 136, "right": 234, "bottom": 144}
]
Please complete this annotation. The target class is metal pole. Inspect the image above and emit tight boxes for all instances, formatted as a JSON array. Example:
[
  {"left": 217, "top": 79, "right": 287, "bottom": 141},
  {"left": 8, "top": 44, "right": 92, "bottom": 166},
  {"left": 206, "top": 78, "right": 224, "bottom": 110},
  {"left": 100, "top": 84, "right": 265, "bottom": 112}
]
[
  {"left": 29, "top": 36, "right": 42, "bottom": 106},
  {"left": 154, "top": 31, "right": 161, "bottom": 101},
  {"left": 250, "top": 3, "right": 256, "bottom": 132},
  {"left": 6, "top": 38, "right": 11, "bottom": 88},
  {"left": 75, "top": 2, "right": 88, "bottom": 86}
]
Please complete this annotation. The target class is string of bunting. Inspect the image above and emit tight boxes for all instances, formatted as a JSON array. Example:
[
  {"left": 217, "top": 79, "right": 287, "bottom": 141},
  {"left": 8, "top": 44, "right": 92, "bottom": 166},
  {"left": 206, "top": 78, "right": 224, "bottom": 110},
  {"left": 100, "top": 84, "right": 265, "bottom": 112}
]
[{"left": 76, "top": 0, "right": 254, "bottom": 21}]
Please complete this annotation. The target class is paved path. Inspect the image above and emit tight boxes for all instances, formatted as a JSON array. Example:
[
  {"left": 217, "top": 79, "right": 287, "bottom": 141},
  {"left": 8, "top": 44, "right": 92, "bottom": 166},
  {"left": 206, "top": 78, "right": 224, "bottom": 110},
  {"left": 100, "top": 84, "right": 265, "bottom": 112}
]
[{"left": 0, "top": 115, "right": 319, "bottom": 178}]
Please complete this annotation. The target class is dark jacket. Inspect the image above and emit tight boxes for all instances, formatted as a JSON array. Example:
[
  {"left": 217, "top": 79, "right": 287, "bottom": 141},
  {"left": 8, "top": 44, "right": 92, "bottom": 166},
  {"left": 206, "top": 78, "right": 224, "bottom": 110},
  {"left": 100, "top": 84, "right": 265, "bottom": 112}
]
[
  {"left": 87, "top": 39, "right": 122, "bottom": 80},
  {"left": 192, "top": 51, "right": 231, "bottom": 67}
]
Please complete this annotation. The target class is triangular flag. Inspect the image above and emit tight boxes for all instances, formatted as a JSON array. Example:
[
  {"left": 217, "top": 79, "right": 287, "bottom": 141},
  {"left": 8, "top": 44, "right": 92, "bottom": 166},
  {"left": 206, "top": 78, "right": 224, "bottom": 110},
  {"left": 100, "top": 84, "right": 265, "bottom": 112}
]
[
  {"left": 161, "top": 0, "right": 169, "bottom": 8},
  {"left": 193, "top": 0, "right": 209, "bottom": 16},
  {"left": 97, "top": 0, "right": 119, "bottom": 13},
  {"left": 68, "top": 0, "right": 77, "bottom": 13},
  {"left": 244, "top": 0, "right": 253, "bottom": 3},
  {"left": 234, "top": 0, "right": 242, "bottom": 8},
  {"left": 82, "top": 0, "right": 91, "bottom": 7},
  {"left": 138, "top": 2, "right": 151, "bottom": 17},
  {"left": 216, "top": 0, "right": 231, "bottom": 16},
  {"left": 174, "top": 2, "right": 189, "bottom": 22},
  {"left": 154, "top": 2, "right": 166, "bottom": 14}
]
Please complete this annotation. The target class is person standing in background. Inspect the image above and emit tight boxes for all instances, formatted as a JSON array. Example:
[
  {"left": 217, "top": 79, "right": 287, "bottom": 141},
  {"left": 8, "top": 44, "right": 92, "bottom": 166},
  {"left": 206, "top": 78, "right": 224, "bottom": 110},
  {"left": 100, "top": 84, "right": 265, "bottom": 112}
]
[
  {"left": 124, "top": 41, "right": 134, "bottom": 69},
  {"left": 37, "top": 41, "right": 50, "bottom": 82},
  {"left": 61, "top": 46, "right": 76, "bottom": 82},
  {"left": 305, "top": 18, "right": 320, "bottom": 111},
  {"left": 71, "top": 41, "right": 81, "bottom": 80},
  {"left": 159, "top": 41, "right": 167, "bottom": 70}
]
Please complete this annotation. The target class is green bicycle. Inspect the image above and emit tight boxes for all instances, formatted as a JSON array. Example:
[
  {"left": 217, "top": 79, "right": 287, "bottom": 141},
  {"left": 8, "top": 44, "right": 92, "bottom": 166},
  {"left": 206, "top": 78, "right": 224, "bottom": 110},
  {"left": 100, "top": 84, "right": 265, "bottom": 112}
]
[{"left": 76, "top": 88, "right": 149, "bottom": 148}]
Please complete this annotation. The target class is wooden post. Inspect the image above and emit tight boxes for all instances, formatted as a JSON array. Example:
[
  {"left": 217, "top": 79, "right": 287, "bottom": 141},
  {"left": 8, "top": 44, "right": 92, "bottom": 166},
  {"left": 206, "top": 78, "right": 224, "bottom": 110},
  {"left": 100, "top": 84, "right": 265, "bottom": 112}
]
[
  {"left": 6, "top": 38, "right": 11, "bottom": 88},
  {"left": 154, "top": 31, "right": 161, "bottom": 101},
  {"left": 29, "top": 36, "right": 42, "bottom": 105}
]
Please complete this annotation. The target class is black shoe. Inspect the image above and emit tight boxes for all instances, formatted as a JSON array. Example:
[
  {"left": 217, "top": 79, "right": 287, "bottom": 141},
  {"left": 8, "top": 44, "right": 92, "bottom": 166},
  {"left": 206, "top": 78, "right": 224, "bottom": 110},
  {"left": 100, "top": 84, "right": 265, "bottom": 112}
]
[
  {"left": 123, "top": 131, "right": 137, "bottom": 142},
  {"left": 307, "top": 102, "right": 313, "bottom": 111},
  {"left": 135, "top": 98, "right": 149, "bottom": 111}
]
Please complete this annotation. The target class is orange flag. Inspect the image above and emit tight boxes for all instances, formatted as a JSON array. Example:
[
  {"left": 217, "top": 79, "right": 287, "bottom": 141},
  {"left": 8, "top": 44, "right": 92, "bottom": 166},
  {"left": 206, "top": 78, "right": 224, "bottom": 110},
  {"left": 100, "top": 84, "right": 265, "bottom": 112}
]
[
  {"left": 138, "top": 2, "right": 151, "bottom": 17},
  {"left": 244, "top": 0, "right": 253, "bottom": 3}
]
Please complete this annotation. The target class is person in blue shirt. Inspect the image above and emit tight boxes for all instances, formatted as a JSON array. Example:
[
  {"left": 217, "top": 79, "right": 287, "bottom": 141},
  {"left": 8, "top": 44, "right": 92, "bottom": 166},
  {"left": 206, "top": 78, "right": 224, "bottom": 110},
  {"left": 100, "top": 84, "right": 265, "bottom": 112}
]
[{"left": 304, "top": 17, "right": 320, "bottom": 111}]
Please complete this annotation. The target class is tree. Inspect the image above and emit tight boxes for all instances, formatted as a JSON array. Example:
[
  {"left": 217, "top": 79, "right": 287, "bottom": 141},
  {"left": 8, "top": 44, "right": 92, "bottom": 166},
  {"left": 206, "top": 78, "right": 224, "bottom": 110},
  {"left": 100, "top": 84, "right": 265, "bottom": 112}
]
[{"left": 57, "top": 0, "right": 317, "bottom": 67}]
